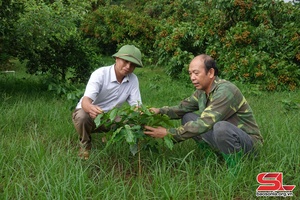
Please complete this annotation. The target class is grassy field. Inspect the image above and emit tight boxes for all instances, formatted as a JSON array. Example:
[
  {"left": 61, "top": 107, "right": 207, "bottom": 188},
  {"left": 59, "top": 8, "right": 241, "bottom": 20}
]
[{"left": 0, "top": 63, "right": 299, "bottom": 199}]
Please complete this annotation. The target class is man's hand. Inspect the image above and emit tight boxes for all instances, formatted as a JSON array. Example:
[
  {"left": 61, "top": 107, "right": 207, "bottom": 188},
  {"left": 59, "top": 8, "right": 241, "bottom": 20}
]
[
  {"left": 144, "top": 125, "right": 167, "bottom": 138},
  {"left": 149, "top": 108, "right": 160, "bottom": 114},
  {"left": 89, "top": 105, "right": 103, "bottom": 119},
  {"left": 81, "top": 96, "right": 103, "bottom": 119}
]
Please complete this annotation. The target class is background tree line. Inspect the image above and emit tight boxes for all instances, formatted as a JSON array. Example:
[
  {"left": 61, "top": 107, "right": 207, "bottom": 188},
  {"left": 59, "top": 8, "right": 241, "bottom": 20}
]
[{"left": 1, "top": 0, "right": 299, "bottom": 91}]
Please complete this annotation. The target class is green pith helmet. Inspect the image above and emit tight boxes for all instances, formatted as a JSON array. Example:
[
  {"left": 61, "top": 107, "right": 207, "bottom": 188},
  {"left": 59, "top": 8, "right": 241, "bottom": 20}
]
[{"left": 112, "top": 45, "right": 143, "bottom": 67}]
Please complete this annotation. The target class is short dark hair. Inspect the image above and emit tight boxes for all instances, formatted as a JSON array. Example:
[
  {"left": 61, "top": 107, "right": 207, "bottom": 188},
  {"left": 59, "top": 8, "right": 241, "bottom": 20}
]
[{"left": 201, "top": 54, "right": 219, "bottom": 76}]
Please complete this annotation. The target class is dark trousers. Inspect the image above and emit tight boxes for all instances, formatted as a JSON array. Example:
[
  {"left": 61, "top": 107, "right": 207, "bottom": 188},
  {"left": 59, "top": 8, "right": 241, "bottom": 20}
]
[{"left": 182, "top": 113, "right": 255, "bottom": 154}]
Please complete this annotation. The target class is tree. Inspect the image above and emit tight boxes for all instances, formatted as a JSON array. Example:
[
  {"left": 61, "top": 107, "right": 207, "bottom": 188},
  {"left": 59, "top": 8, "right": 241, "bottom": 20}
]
[
  {"left": 0, "top": 0, "right": 24, "bottom": 69},
  {"left": 81, "top": 4, "right": 156, "bottom": 57},
  {"left": 150, "top": 0, "right": 300, "bottom": 90},
  {"left": 13, "top": 0, "right": 97, "bottom": 83}
]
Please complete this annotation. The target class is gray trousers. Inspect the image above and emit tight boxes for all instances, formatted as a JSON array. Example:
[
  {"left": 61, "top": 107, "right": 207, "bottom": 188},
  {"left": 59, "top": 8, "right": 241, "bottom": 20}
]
[{"left": 182, "top": 113, "right": 255, "bottom": 154}]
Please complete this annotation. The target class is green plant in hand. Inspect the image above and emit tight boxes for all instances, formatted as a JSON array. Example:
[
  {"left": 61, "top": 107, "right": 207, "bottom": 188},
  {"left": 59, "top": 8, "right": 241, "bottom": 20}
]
[{"left": 94, "top": 104, "right": 174, "bottom": 155}]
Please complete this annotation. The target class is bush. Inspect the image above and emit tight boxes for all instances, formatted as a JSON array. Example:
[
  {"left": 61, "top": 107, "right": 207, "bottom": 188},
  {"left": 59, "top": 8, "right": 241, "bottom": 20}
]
[
  {"left": 13, "top": 0, "right": 98, "bottom": 83},
  {"left": 151, "top": 0, "right": 300, "bottom": 90},
  {"left": 216, "top": 0, "right": 300, "bottom": 91}
]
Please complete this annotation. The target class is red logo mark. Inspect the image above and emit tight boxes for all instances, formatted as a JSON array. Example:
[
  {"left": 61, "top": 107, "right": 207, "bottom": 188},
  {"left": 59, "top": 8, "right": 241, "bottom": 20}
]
[{"left": 257, "top": 172, "right": 296, "bottom": 191}]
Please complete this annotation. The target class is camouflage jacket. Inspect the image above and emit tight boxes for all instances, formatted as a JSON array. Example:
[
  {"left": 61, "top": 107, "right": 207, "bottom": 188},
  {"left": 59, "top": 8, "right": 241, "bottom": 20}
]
[{"left": 159, "top": 77, "right": 263, "bottom": 143}]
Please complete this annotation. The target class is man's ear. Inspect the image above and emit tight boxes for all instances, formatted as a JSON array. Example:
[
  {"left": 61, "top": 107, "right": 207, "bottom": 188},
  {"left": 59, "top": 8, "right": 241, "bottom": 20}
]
[{"left": 208, "top": 68, "right": 215, "bottom": 78}]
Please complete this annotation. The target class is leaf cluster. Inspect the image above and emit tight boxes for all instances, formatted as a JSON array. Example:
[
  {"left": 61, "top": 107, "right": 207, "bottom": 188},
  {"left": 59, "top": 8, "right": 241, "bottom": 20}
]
[{"left": 94, "top": 104, "right": 175, "bottom": 155}]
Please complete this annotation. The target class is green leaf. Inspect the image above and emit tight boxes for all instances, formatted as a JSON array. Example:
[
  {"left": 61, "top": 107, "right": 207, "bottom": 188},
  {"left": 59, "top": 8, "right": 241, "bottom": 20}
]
[
  {"left": 109, "top": 108, "right": 118, "bottom": 121},
  {"left": 124, "top": 125, "right": 135, "bottom": 144},
  {"left": 164, "top": 135, "right": 174, "bottom": 150},
  {"left": 130, "top": 144, "right": 138, "bottom": 156},
  {"left": 105, "top": 127, "right": 123, "bottom": 148},
  {"left": 94, "top": 113, "right": 103, "bottom": 127},
  {"left": 131, "top": 125, "right": 141, "bottom": 130}
]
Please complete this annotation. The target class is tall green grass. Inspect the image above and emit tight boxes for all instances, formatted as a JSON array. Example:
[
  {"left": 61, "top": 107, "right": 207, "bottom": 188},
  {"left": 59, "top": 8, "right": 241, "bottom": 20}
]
[{"left": 0, "top": 66, "right": 299, "bottom": 199}]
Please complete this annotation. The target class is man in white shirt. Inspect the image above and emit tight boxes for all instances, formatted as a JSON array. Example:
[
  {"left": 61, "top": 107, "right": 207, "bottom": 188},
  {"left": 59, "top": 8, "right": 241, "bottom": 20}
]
[{"left": 72, "top": 45, "right": 143, "bottom": 160}]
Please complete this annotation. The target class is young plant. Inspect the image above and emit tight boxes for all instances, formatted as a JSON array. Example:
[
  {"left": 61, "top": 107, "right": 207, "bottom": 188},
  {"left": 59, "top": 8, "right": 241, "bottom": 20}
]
[{"left": 94, "top": 104, "right": 175, "bottom": 155}]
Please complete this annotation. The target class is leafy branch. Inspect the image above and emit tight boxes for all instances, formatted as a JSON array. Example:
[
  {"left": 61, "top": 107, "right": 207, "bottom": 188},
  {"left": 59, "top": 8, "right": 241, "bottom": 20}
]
[{"left": 94, "top": 104, "right": 175, "bottom": 156}]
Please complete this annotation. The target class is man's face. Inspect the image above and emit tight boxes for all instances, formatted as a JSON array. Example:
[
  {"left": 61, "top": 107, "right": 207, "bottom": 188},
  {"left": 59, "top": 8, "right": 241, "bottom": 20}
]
[
  {"left": 115, "top": 58, "right": 136, "bottom": 76},
  {"left": 188, "top": 58, "right": 213, "bottom": 93}
]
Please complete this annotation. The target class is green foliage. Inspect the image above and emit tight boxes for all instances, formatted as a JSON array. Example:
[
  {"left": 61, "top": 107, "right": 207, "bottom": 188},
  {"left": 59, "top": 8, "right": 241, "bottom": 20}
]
[
  {"left": 280, "top": 96, "right": 300, "bottom": 112},
  {"left": 149, "top": 0, "right": 220, "bottom": 77},
  {"left": 2, "top": 0, "right": 300, "bottom": 91},
  {"left": 292, "top": 0, "right": 300, "bottom": 6},
  {"left": 94, "top": 104, "right": 175, "bottom": 155},
  {"left": 0, "top": 0, "right": 24, "bottom": 68},
  {"left": 13, "top": 0, "right": 98, "bottom": 83},
  {"left": 216, "top": 1, "right": 300, "bottom": 91},
  {"left": 81, "top": 4, "right": 156, "bottom": 57},
  {"left": 45, "top": 76, "right": 85, "bottom": 110},
  {"left": 151, "top": 0, "right": 300, "bottom": 91}
]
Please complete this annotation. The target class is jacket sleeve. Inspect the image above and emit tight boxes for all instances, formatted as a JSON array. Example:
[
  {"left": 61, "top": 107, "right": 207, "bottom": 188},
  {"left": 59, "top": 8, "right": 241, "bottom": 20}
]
[
  {"left": 159, "top": 90, "right": 201, "bottom": 119},
  {"left": 166, "top": 84, "right": 243, "bottom": 141}
]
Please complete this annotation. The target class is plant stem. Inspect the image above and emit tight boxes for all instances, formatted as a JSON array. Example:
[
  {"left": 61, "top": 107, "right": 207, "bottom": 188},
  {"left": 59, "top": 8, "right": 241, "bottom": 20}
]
[{"left": 138, "top": 141, "right": 141, "bottom": 176}]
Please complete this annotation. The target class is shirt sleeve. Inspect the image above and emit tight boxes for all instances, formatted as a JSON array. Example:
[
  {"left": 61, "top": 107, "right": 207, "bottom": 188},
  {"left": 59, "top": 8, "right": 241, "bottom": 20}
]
[
  {"left": 83, "top": 69, "right": 104, "bottom": 101},
  {"left": 166, "top": 84, "right": 242, "bottom": 141},
  {"left": 159, "top": 90, "right": 201, "bottom": 119}
]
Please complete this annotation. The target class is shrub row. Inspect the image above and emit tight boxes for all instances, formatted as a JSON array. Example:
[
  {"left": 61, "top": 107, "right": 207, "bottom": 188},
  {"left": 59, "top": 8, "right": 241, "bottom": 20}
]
[{"left": 82, "top": 0, "right": 300, "bottom": 91}]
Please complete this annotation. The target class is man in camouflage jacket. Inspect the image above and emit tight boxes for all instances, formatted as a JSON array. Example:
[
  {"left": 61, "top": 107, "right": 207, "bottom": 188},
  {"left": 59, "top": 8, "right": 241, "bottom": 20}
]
[{"left": 144, "top": 54, "right": 263, "bottom": 167}]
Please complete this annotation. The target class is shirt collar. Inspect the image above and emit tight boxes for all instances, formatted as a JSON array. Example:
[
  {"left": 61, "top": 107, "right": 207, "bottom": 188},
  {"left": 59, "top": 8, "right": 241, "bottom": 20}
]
[
  {"left": 110, "top": 65, "right": 130, "bottom": 83},
  {"left": 208, "top": 76, "right": 220, "bottom": 94}
]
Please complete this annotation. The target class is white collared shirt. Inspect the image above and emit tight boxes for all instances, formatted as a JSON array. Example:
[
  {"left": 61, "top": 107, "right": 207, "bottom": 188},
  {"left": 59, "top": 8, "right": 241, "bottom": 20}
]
[{"left": 76, "top": 64, "right": 142, "bottom": 112}]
